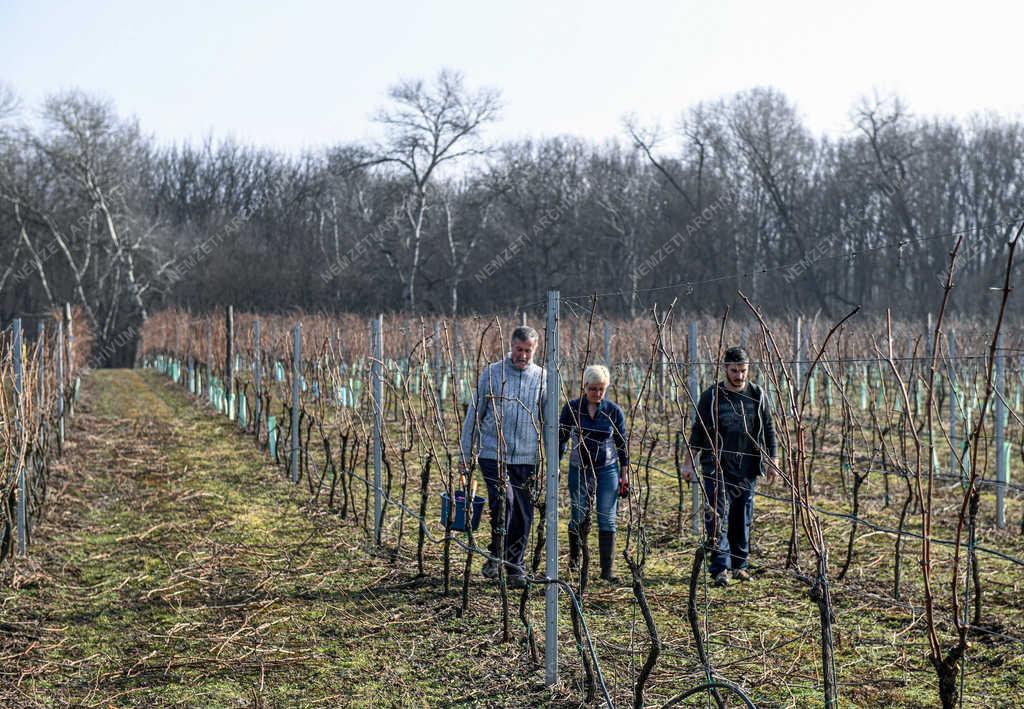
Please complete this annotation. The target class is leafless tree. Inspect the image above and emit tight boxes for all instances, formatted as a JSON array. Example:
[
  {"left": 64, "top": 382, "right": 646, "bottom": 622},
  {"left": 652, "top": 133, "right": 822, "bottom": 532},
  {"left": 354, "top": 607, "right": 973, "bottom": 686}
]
[{"left": 373, "top": 69, "right": 500, "bottom": 311}]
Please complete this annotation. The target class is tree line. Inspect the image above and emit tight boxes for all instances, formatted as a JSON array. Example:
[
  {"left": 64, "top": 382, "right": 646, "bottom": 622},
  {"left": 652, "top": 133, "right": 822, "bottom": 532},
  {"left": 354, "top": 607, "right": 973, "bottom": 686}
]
[{"left": 1, "top": 71, "right": 1021, "bottom": 365}]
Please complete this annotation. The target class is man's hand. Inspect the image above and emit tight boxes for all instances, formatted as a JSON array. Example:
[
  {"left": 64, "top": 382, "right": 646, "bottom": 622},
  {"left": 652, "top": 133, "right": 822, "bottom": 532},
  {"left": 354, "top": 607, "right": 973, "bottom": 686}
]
[
  {"left": 764, "top": 457, "right": 780, "bottom": 485},
  {"left": 618, "top": 473, "right": 630, "bottom": 498}
]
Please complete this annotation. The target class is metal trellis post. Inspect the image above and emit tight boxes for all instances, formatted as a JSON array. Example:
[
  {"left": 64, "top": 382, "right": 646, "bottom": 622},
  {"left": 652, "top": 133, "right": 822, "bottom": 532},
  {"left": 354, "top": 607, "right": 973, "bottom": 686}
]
[
  {"left": 37, "top": 323, "right": 45, "bottom": 439},
  {"left": 434, "top": 321, "right": 443, "bottom": 413},
  {"left": 689, "top": 321, "right": 700, "bottom": 534},
  {"left": 13, "top": 319, "right": 26, "bottom": 556},
  {"left": 206, "top": 320, "right": 213, "bottom": 404},
  {"left": 544, "top": 290, "right": 561, "bottom": 686},
  {"left": 291, "top": 323, "right": 301, "bottom": 483},
  {"left": 254, "top": 318, "right": 262, "bottom": 434},
  {"left": 995, "top": 333, "right": 1007, "bottom": 528},
  {"left": 57, "top": 319, "right": 65, "bottom": 448},
  {"left": 373, "top": 315, "right": 384, "bottom": 545}
]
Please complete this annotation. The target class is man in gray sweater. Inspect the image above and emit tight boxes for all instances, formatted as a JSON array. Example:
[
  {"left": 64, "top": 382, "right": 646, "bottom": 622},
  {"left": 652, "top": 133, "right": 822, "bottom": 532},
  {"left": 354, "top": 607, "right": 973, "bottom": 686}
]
[{"left": 459, "top": 326, "right": 546, "bottom": 589}]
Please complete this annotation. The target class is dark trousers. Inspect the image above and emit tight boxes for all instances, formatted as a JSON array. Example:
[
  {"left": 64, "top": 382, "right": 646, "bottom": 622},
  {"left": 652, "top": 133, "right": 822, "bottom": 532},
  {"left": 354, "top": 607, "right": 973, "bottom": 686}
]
[
  {"left": 478, "top": 458, "right": 535, "bottom": 574},
  {"left": 701, "top": 471, "right": 756, "bottom": 576}
]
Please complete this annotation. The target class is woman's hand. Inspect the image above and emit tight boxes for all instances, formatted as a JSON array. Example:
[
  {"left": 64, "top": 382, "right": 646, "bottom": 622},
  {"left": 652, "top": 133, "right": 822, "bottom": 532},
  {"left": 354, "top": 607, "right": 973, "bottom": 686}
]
[
  {"left": 618, "top": 473, "right": 630, "bottom": 498},
  {"left": 680, "top": 459, "right": 695, "bottom": 483},
  {"left": 680, "top": 446, "right": 698, "bottom": 482}
]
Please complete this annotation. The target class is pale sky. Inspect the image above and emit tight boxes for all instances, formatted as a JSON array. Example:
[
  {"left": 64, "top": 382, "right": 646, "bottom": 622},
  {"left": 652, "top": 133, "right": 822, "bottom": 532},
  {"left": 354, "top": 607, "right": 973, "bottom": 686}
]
[{"left": 3, "top": 0, "right": 1022, "bottom": 153}]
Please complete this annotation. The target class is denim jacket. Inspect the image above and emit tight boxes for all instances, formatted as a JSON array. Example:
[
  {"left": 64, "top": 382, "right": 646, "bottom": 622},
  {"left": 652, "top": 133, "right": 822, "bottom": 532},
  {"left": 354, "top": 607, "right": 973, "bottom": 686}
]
[{"left": 558, "top": 397, "right": 629, "bottom": 471}]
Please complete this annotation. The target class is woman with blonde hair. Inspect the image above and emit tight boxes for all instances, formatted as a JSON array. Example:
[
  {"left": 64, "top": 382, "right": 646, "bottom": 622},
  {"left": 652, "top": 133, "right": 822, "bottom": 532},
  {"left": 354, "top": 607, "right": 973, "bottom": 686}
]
[{"left": 558, "top": 364, "right": 629, "bottom": 583}]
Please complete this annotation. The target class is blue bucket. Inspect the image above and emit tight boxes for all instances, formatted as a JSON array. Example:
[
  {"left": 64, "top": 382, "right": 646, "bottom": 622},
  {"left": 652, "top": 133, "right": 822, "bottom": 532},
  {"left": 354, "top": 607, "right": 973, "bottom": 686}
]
[{"left": 440, "top": 491, "right": 485, "bottom": 532}]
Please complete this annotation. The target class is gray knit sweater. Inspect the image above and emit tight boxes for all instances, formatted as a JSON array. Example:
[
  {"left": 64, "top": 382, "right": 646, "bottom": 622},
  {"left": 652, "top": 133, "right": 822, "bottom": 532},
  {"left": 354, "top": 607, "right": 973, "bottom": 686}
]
[{"left": 459, "top": 357, "right": 547, "bottom": 466}]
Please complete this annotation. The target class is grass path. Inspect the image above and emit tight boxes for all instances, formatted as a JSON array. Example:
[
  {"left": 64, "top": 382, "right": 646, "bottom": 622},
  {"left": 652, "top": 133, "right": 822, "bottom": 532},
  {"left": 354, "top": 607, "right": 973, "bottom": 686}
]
[{"left": 0, "top": 370, "right": 566, "bottom": 707}]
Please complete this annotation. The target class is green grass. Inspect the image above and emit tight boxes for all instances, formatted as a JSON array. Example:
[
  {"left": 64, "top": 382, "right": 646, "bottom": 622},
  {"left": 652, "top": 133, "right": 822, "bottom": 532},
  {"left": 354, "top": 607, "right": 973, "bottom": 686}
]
[{"left": 0, "top": 368, "right": 1021, "bottom": 707}]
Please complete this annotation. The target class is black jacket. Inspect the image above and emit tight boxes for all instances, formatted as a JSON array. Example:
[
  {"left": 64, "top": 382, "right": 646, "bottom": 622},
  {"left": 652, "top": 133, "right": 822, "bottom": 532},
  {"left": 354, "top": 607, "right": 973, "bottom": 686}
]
[{"left": 688, "top": 381, "right": 777, "bottom": 479}]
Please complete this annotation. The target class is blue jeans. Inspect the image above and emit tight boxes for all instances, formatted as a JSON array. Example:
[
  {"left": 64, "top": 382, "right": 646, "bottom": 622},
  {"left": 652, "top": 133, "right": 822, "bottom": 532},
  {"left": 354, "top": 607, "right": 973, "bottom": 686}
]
[
  {"left": 568, "top": 462, "right": 619, "bottom": 533},
  {"left": 478, "top": 458, "right": 535, "bottom": 574},
  {"left": 701, "top": 471, "right": 756, "bottom": 575}
]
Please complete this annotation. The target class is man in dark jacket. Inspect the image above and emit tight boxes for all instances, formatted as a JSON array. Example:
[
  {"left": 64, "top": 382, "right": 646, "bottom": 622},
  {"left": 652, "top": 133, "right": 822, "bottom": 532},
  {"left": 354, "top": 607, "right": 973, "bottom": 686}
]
[{"left": 682, "top": 346, "right": 778, "bottom": 587}]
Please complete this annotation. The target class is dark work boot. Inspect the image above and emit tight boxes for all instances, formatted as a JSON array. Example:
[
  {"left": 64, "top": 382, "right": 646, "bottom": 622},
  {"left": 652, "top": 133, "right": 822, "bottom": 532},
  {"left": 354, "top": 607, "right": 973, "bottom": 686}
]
[
  {"left": 568, "top": 527, "right": 581, "bottom": 572},
  {"left": 598, "top": 530, "right": 620, "bottom": 584}
]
